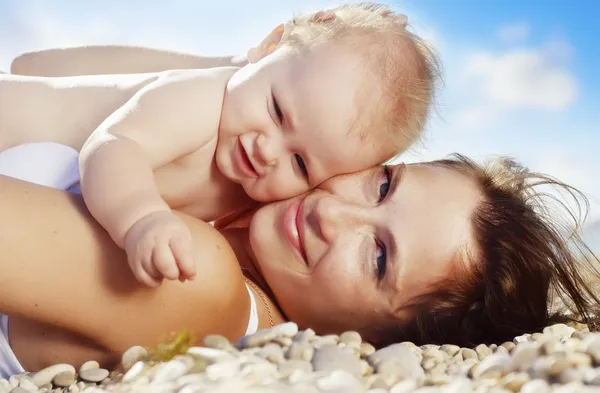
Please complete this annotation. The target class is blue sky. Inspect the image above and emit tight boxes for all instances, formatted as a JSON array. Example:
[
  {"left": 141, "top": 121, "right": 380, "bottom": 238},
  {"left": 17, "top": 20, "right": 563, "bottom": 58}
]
[{"left": 1, "top": 0, "right": 599, "bottom": 229}]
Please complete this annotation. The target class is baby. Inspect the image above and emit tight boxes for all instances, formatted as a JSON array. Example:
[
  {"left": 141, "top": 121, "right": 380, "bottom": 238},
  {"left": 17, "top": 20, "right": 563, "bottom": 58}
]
[{"left": 1, "top": 3, "right": 439, "bottom": 287}]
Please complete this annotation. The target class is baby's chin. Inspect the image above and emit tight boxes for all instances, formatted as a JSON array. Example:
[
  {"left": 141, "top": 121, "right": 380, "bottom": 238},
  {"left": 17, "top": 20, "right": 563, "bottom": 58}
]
[{"left": 242, "top": 181, "right": 276, "bottom": 203}]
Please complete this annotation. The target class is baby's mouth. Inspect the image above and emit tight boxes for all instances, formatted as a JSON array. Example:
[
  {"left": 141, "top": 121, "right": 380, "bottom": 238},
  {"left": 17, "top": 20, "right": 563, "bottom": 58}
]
[{"left": 237, "top": 139, "right": 258, "bottom": 178}]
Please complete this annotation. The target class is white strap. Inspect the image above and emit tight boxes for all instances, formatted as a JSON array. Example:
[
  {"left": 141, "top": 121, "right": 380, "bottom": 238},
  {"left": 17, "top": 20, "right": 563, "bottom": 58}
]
[{"left": 244, "top": 284, "right": 259, "bottom": 336}]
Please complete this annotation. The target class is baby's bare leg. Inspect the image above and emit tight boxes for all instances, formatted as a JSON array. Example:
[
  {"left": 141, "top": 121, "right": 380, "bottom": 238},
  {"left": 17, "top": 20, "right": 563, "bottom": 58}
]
[{"left": 11, "top": 45, "right": 248, "bottom": 77}]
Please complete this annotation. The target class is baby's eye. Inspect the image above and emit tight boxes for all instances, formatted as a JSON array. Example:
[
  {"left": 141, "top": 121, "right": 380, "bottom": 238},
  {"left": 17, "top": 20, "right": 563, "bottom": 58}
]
[
  {"left": 295, "top": 154, "right": 308, "bottom": 179},
  {"left": 378, "top": 165, "right": 392, "bottom": 202},
  {"left": 272, "top": 93, "right": 283, "bottom": 122},
  {"left": 375, "top": 238, "right": 387, "bottom": 281}
]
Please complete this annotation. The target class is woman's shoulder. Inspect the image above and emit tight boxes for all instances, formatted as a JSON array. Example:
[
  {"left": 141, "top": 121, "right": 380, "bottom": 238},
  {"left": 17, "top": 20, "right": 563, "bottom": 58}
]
[{"left": 164, "top": 212, "right": 252, "bottom": 340}]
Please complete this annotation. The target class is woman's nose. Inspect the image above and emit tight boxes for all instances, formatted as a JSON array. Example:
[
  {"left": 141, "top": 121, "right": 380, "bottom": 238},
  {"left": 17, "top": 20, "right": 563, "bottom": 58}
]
[
  {"left": 255, "top": 133, "right": 281, "bottom": 167},
  {"left": 312, "top": 195, "right": 368, "bottom": 243}
]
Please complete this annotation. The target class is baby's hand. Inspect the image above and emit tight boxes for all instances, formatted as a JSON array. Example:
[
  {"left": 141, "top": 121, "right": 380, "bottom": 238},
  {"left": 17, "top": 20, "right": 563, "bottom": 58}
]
[{"left": 124, "top": 211, "right": 197, "bottom": 287}]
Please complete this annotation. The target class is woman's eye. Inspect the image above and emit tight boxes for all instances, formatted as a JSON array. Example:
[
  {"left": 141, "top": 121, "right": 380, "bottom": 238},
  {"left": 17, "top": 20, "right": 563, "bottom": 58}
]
[
  {"left": 295, "top": 154, "right": 308, "bottom": 179},
  {"left": 378, "top": 165, "right": 392, "bottom": 202},
  {"left": 273, "top": 94, "right": 283, "bottom": 122},
  {"left": 375, "top": 239, "right": 387, "bottom": 281}
]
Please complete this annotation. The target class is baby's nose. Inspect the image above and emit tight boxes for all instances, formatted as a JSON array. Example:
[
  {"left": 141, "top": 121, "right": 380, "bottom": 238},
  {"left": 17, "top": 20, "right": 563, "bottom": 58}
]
[
  {"left": 256, "top": 134, "right": 281, "bottom": 167},
  {"left": 312, "top": 195, "right": 367, "bottom": 243}
]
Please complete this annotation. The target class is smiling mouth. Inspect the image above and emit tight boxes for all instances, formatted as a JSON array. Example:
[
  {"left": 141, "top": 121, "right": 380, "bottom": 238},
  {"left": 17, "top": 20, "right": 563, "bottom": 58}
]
[
  {"left": 283, "top": 197, "right": 308, "bottom": 265},
  {"left": 236, "top": 139, "right": 258, "bottom": 178}
]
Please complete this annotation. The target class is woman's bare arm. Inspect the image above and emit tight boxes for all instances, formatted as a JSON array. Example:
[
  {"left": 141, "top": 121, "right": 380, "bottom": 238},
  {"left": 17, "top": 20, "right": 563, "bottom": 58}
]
[
  {"left": 10, "top": 45, "right": 248, "bottom": 77},
  {"left": 0, "top": 175, "right": 250, "bottom": 352}
]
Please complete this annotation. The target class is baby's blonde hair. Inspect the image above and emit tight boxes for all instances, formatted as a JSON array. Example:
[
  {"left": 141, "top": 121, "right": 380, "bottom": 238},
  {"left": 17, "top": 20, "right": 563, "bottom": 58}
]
[{"left": 280, "top": 2, "right": 442, "bottom": 159}]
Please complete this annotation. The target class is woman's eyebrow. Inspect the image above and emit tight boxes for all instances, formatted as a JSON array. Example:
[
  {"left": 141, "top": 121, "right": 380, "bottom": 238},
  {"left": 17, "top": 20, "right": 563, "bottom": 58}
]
[{"left": 386, "top": 163, "right": 407, "bottom": 290}]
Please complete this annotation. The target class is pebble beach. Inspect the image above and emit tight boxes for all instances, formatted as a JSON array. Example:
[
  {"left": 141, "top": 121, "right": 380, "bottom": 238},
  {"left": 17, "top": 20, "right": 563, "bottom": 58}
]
[{"left": 4, "top": 322, "right": 600, "bottom": 393}]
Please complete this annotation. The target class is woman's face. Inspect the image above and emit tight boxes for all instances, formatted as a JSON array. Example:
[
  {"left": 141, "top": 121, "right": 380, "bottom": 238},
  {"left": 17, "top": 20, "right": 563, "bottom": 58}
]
[{"left": 249, "top": 162, "right": 482, "bottom": 339}]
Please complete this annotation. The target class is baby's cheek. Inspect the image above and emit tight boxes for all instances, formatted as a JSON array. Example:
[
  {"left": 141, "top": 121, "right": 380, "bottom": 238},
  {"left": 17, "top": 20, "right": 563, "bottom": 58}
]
[
  {"left": 242, "top": 180, "right": 274, "bottom": 202},
  {"left": 248, "top": 176, "right": 309, "bottom": 202}
]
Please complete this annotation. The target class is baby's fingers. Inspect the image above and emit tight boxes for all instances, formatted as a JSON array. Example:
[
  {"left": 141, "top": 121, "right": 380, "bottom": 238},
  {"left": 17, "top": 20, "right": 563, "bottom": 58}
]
[
  {"left": 136, "top": 267, "right": 163, "bottom": 288},
  {"left": 129, "top": 254, "right": 162, "bottom": 288},
  {"left": 170, "top": 235, "right": 196, "bottom": 280},
  {"left": 152, "top": 242, "right": 180, "bottom": 280}
]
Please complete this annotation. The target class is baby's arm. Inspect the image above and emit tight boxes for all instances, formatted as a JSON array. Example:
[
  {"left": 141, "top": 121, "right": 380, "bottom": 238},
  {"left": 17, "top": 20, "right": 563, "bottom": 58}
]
[
  {"left": 11, "top": 45, "right": 248, "bottom": 76},
  {"left": 80, "top": 67, "right": 236, "bottom": 287}
]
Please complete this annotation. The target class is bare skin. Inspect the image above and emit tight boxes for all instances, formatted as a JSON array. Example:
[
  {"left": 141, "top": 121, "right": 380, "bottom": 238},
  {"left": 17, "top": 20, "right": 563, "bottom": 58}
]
[
  {"left": 0, "top": 159, "right": 482, "bottom": 372},
  {"left": 2, "top": 21, "right": 399, "bottom": 288},
  {"left": 10, "top": 45, "right": 249, "bottom": 77},
  {"left": 0, "top": 175, "right": 284, "bottom": 372}
]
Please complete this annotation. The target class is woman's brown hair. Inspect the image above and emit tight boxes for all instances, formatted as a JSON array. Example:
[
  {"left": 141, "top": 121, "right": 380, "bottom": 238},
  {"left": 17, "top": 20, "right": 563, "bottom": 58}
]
[{"left": 382, "top": 153, "right": 600, "bottom": 347}]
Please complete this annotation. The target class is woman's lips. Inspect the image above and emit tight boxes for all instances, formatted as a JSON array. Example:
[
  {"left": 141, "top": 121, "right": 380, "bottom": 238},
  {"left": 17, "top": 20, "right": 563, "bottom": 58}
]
[
  {"left": 235, "top": 138, "right": 258, "bottom": 178},
  {"left": 283, "top": 198, "right": 308, "bottom": 264}
]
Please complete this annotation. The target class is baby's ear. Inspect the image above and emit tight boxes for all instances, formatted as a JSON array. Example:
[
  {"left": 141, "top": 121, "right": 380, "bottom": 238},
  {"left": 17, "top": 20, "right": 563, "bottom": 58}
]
[
  {"left": 311, "top": 10, "right": 336, "bottom": 23},
  {"left": 247, "top": 23, "right": 285, "bottom": 63}
]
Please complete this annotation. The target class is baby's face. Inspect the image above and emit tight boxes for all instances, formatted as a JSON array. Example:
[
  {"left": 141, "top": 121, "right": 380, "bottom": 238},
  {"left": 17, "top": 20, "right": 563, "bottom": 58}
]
[{"left": 216, "top": 43, "right": 397, "bottom": 202}]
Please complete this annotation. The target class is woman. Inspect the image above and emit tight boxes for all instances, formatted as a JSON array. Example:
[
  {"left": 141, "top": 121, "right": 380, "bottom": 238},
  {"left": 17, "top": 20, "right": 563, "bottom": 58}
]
[{"left": 1, "top": 148, "right": 599, "bottom": 377}]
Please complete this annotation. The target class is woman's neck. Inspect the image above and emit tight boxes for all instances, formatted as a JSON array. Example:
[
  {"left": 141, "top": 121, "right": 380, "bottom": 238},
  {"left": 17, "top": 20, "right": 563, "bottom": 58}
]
[{"left": 220, "top": 227, "right": 275, "bottom": 302}]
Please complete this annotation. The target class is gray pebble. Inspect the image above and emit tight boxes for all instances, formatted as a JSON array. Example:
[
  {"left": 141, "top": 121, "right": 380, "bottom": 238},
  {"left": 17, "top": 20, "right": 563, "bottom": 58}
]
[
  {"left": 444, "top": 377, "right": 472, "bottom": 393},
  {"left": 513, "top": 333, "right": 531, "bottom": 344},
  {"left": 471, "top": 353, "right": 510, "bottom": 379},
  {"left": 369, "top": 374, "right": 396, "bottom": 390},
  {"left": 278, "top": 360, "right": 313, "bottom": 377},
  {"left": 151, "top": 360, "right": 188, "bottom": 384},
  {"left": 422, "top": 348, "right": 445, "bottom": 363},
  {"left": 205, "top": 359, "right": 241, "bottom": 380},
  {"left": 368, "top": 344, "right": 424, "bottom": 382},
  {"left": 120, "top": 346, "right": 147, "bottom": 371},
  {"left": 500, "top": 342, "right": 516, "bottom": 353},
  {"left": 272, "top": 322, "right": 299, "bottom": 338},
  {"left": 311, "top": 335, "right": 339, "bottom": 348},
  {"left": 78, "top": 361, "right": 99, "bottom": 373},
  {"left": 121, "top": 361, "right": 144, "bottom": 382},
  {"left": 474, "top": 344, "right": 493, "bottom": 360},
  {"left": 425, "top": 374, "right": 453, "bottom": 386},
  {"left": 509, "top": 342, "right": 539, "bottom": 371},
  {"left": 259, "top": 343, "right": 285, "bottom": 364},
  {"left": 558, "top": 368, "right": 584, "bottom": 385},
  {"left": 67, "top": 384, "right": 79, "bottom": 393},
  {"left": 51, "top": 371, "right": 76, "bottom": 388},
  {"left": 203, "top": 335, "right": 235, "bottom": 351},
  {"left": 360, "top": 343, "right": 376, "bottom": 358},
  {"left": 422, "top": 358, "right": 436, "bottom": 371},
  {"left": 273, "top": 336, "right": 293, "bottom": 348},
  {"left": 0, "top": 380, "right": 10, "bottom": 392},
  {"left": 15, "top": 377, "right": 36, "bottom": 392},
  {"left": 429, "top": 363, "right": 448, "bottom": 376},
  {"left": 389, "top": 380, "right": 418, "bottom": 393},
  {"left": 78, "top": 368, "right": 109, "bottom": 384},
  {"left": 187, "top": 347, "right": 236, "bottom": 363},
  {"left": 460, "top": 348, "right": 478, "bottom": 361},
  {"left": 543, "top": 323, "right": 575, "bottom": 339},
  {"left": 287, "top": 342, "right": 314, "bottom": 362},
  {"left": 238, "top": 329, "right": 277, "bottom": 348},
  {"left": 339, "top": 332, "right": 362, "bottom": 348},
  {"left": 312, "top": 346, "right": 363, "bottom": 377},
  {"left": 293, "top": 329, "right": 316, "bottom": 343},
  {"left": 316, "top": 370, "right": 362, "bottom": 393},
  {"left": 440, "top": 344, "right": 460, "bottom": 357},
  {"left": 32, "top": 365, "right": 76, "bottom": 388},
  {"left": 9, "top": 388, "right": 32, "bottom": 393},
  {"left": 500, "top": 372, "right": 530, "bottom": 392}
]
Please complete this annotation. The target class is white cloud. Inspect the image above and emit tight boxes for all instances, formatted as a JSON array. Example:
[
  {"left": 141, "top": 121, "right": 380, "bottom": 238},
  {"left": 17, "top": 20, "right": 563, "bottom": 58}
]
[
  {"left": 446, "top": 39, "right": 578, "bottom": 133},
  {"left": 463, "top": 46, "right": 577, "bottom": 110},
  {"left": 497, "top": 22, "right": 530, "bottom": 43}
]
